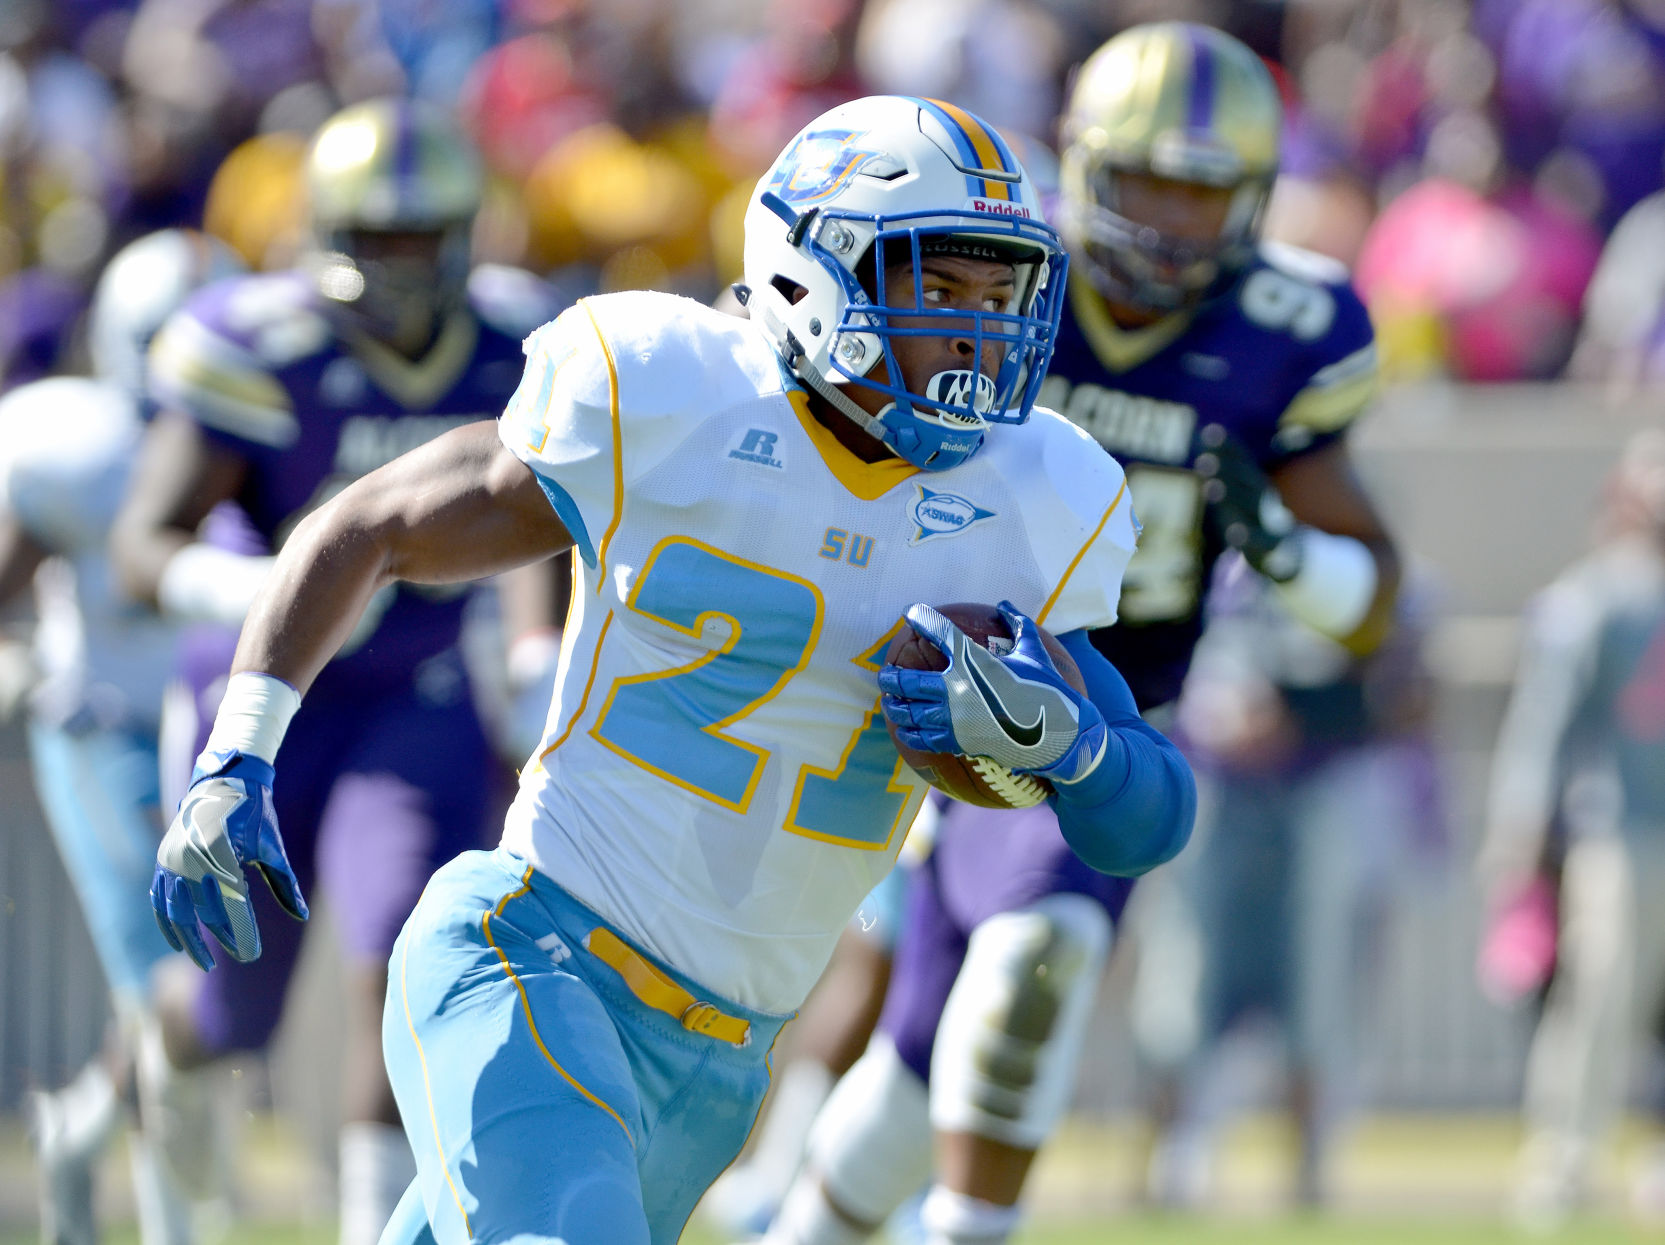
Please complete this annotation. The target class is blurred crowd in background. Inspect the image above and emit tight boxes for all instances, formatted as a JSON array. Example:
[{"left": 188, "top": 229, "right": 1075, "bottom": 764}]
[{"left": 9, "top": 0, "right": 1665, "bottom": 398}]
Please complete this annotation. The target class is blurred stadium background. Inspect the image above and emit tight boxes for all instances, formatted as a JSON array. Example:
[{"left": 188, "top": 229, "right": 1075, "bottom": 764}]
[{"left": 4, "top": 0, "right": 1665, "bottom": 1241}]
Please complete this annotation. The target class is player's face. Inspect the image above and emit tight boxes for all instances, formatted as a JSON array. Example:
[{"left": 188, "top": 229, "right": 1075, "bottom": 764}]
[
  {"left": 1110, "top": 170, "right": 1235, "bottom": 266},
  {"left": 1085, "top": 170, "right": 1245, "bottom": 326},
  {"left": 854, "top": 254, "right": 1016, "bottom": 415},
  {"left": 347, "top": 228, "right": 447, "bottom": 266},
  {"left": 330, "top": 227, "right": 460, "bottom": 356}
]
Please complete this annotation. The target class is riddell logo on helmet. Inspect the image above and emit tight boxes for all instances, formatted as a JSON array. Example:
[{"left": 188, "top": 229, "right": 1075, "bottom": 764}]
[{"left": 968, "top": 199, "right": 1032, "bottom": 218}]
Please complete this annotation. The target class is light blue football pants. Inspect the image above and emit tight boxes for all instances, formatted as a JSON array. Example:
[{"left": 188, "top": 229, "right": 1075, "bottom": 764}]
[
  {"left": 381, "top": 846, "right": 792, "bottom": 1245},
  {"left": 28, "top": 719, "right": 173, "bottom": 1006}
]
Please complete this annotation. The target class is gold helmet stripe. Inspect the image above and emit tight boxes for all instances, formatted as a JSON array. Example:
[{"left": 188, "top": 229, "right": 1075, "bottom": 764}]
[{"left": 920, "top": 97, "right": 1017, "bottom": 202}]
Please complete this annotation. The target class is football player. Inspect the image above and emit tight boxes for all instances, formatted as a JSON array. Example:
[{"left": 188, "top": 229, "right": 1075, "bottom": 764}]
[
  {"left": 6, "top": 230, "right": 243, "bottom": 1245},
  {"left": 109, "top": 99, "right": 563, "bottom": 1245},
  {"left": 1479, "top": 431, "right": 1665, "bottom": 1227},
  {"left": 760, "top": 23, "right": 1402, "bottom": 1245},
  {"left": 144, "top": 94, "right": 1196, "bottom": 1245}
]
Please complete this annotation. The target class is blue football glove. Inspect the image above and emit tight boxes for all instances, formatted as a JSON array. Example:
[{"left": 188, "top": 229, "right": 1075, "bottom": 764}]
[
  {"left": 878, "top": 601, "right": 1108, "bottom": 784},
  {"left": 151, "top": 750, "right": 308, "bottom": 970}
]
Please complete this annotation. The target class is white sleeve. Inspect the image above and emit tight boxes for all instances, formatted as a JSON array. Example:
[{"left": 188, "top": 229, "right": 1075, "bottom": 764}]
[
  {"left": 1581, "top": 194, "right": 1665, "bottom": 351},
  {"left": 1031, "top": 418, "right": 1138, "bottom": 636},
  {"left": 497, "top": 303, "right": 623, "bottom": 570},
  {"left": 147, "top": 299, "right": 302, "bottom": 451}
]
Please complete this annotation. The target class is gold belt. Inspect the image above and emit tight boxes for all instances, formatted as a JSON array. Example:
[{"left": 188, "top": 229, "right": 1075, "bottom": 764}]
[{"left": 584, "top": 927, "right": 751, "bottom": 1047}]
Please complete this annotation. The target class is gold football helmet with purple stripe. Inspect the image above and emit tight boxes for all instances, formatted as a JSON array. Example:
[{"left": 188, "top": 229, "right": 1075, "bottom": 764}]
[
  {"left": 303, "top": 98, "right": 483, "bottom": 350},
  {"left": 1060, "top": 22, "right": 1281, "bottom": 314}
]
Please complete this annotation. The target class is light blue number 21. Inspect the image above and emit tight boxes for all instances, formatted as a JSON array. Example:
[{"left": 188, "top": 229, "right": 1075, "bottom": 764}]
[{"left": 592, "top": 538, "right": 914, "bottom": 851}]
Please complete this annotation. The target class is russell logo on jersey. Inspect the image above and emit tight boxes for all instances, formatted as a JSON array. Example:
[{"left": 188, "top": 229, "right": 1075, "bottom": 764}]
[{"left": 729, "top": 428, "right": 785, "bottom": 469}]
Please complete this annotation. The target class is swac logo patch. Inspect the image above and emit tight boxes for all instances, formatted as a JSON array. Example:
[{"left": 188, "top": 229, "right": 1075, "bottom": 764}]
[
  {"left": 728, "top": 428, "right": 784, "bottom": 469},
  {"left": 910, "top": 486, "right": 996, "bottom": 544},
  {"left": 768, "top": 129, "right": 882, "bottom": 206}
]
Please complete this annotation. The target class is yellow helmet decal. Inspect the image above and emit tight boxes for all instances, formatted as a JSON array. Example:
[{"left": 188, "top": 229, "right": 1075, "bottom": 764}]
[{"left": 920, "top": 97, "right": 1020, "bottom": 202}]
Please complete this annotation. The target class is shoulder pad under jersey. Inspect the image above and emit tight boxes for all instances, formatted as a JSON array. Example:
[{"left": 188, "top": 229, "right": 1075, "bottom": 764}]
[
  {"left": 0, "top": 377, "right": 138, "bottom": 552},
  {"left": 147, "top": 273, "right": 332, "bottom": 449},
  {"left": 468, "top": 264, "right": 567, "bottom": 341},
  {"left": 1241, "top": 242, "right": 1378, "bottom": 454},
  {"left": 999, "top": 406, "right": 1138, "bottom": 637},
  {"left": 498, "top": 291, "right": 781, "bottom": 568}
]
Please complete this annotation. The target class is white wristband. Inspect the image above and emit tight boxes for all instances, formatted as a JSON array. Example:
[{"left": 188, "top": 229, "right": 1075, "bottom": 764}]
[
  {"left": 1272, "top": 527, "right": 1378, "bottom": 639},
  {"left": 201, "top": 672, "right": 301, "bottom": 765},
  {"left": 157, "top": 543, "right": 276, "bottom": 627}
]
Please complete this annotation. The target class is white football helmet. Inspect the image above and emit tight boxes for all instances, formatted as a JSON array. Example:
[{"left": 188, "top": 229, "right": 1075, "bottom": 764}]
[
  {"left": 88, "top": 229, "right": 245, "bottom": 400},
  {"left": 741, "top": 95, "right": 1067, "bottom": 471}
]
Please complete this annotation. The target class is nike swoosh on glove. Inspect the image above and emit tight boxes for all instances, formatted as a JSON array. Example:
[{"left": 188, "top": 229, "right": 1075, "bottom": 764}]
[
  {"left": 151, "top": 750, "right": 307, "bottom": 970},
  {"left": 877, "top": 601, "right": 1108, "bottom": 784}
]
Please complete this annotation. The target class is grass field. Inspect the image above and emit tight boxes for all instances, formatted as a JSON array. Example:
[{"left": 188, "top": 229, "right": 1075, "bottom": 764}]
[{"left": 1, "top": 1111, "right": 1661, "bottom": 1244}]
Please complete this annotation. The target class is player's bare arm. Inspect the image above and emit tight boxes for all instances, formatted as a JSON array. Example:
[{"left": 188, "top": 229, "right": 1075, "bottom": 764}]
[
  {"left": 235, "top": 419, "right": 571, "bottom": 696},
  {"left": 150, "top": 418, "right": 570, "bottom": 971},
  {"left": 1272, "top": 438, "right": 1402, "bottom": 653},
  {"left": 109, "top": 410, "right": 251, "bottom": 608},
  {"left": 0, "top": 512, "right": 47, "bottom": 720}
]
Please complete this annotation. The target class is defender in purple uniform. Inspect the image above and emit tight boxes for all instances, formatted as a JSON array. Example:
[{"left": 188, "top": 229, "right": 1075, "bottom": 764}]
[
  {"left": 110, "top": 100, "right": 561, "bottom": 1245},
  {"left": 762, "top": 25, "right": 1403, "bottom": 1245}
]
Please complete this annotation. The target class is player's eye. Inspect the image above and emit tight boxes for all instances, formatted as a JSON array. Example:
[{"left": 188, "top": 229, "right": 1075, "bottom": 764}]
[{"left": 920, "top": 285, "right": 1012, "bottom": 311}]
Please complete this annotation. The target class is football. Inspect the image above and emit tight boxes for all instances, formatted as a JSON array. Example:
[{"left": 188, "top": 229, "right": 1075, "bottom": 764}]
[{"left": 883, "top": 602, "right": 1085, "bottom": 809}]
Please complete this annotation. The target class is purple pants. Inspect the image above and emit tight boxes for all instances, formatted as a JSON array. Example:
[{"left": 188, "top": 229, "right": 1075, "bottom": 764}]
[
  {"left": 878, "top": 798, "right": 1136, "bottom": 1084},
  {"left": 180, "top": 646, "right": 502, "bottom": 1055}
]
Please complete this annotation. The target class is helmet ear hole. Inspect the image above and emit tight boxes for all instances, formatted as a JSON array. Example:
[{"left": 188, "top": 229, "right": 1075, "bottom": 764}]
[
  {"left": 851, "top": 245, "right": 879, "bottom": 303},
  {"left": 771, "top": 276, "right": 809, "bottom": 305}
]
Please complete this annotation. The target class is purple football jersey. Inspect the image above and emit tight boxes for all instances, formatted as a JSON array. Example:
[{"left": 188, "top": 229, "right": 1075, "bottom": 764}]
[
  {"left": 150, "top": 264, "right": 560, "bottom": 698},
  {"left": 1040, "top": 243, "right": 1377, "bottom": 709},
  {"left": 875, "top": 245, "right": 1379, "bottom": 1083}
]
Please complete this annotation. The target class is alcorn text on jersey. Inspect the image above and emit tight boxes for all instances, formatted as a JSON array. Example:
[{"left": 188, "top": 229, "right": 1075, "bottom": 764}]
[
  {"left": 498, "top": 291, "right": 1137, "bottom": 1013},
  {"left": 1040, "top": 241, "right": 1378, "bottom": 709}
]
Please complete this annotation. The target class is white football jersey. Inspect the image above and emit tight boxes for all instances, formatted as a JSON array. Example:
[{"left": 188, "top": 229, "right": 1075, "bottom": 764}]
[
  {"left": 498, "top": 291, "right": 1137, "bottom": 1012},
  {"left": 0, "top": 377, "right": 177, "bottom": 730}
]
